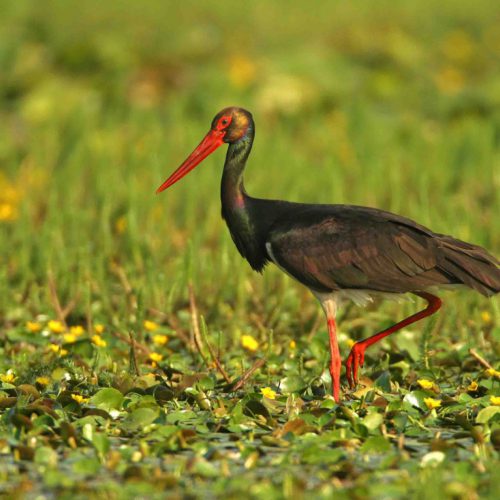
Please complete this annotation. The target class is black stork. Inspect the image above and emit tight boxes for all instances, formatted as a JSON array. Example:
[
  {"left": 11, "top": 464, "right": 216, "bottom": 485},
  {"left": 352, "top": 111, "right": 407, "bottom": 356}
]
[{"left": 157, "top": 107, "right": 500, "bottom": 403}]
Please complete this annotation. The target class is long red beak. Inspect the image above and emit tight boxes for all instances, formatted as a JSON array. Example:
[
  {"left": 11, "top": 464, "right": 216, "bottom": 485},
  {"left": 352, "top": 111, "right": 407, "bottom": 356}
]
[{"left": 156, "top": 130, "right": 225, "bottom": 193}]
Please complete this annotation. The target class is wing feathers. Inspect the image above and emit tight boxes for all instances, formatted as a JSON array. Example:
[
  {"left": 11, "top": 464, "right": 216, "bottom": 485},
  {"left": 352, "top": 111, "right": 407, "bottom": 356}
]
[{"left": 267, "top": 208, "right": 499, "bottom": 296}]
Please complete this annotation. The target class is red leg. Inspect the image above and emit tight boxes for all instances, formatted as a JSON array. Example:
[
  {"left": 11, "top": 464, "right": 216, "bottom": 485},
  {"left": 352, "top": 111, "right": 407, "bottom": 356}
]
[
  {"left": 316, "top": 296, "right": 342, "bottom": 402},
  {"left": 345, "top": 292, "right": 442, "bottom": 388},
  {"left": 327, "top": 317, "right": 341, "bottom": 403}
]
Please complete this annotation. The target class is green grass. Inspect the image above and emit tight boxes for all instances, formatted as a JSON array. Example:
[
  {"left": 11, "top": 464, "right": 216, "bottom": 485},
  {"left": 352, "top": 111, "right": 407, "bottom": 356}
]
[{"left": 0, "top": 0, "right": 499, "bottom": 498}]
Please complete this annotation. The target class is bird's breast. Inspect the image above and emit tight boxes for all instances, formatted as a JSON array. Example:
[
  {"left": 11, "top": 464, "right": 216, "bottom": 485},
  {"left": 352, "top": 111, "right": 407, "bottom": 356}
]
[{"left": 222, "top": 205, "right": 269, "bottom": 272}]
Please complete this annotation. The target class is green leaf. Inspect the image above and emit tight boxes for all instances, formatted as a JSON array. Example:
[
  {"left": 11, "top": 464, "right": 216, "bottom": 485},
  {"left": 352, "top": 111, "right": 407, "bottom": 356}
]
[
  {"left": 166, "top": 410, "right": 197, "bottom": 424},
  {"left": 90, "top": 388, "right": 124, "bottom": 412},
  {"left": 363, "top": 411, "right": 383, "bottom": 431},
  {"left": 403, "top": 390, "right": 428, "bottom": 410},
  {"left": 192, "top": 458, "right": 219, "bottom": 478},
  {"left": 92, "top": 432, "right": 110, "bottom": 457},
  {"left": 122, "top": 407, "right": 158, "bottom": 431},
  {"left": 374, "top": 371, "right": 392, "bottom": 392},
  {"left": 69, "top": 338, "right": 94, "bottom": 358},
  {"left": 72, "top": 457, "right": 101, "bottom": 475},
  {"left": 34, "top": 446, "right": 58, "bottom": 467},
  {"left": 301, "top": 446, "right": 344, "bottom": 465},
  {"left": 476, "top": 406, "right": 500, "bottom": 424},
  {"left": 280, "top": 375, "right": 307, "bottom": 394},
  {"left": 390, "top": 360, "right": 411, "bottom": 378},
  {"left": 360, "top": 436, "right": 392, "bottom": 454},
  {"left": 244, "top": 399, "right": 270, "bottom": 419},
  {"left": 197, "top": 376, "right": 215, "bottom": 391}
]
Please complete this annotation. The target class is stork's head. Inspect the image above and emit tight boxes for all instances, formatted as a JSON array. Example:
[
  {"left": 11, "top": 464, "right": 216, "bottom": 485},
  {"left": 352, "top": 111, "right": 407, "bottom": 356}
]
[
  {"left": 211, "top": 107, "right": 253, "bottom": 144},
  {"left": 156, "top": 107, "right": 253, "bottom": 193}
]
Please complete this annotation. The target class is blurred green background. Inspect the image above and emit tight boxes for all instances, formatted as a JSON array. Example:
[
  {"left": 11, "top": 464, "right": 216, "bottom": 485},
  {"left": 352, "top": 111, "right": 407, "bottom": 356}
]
[
  {"left": 0, "top": 1, "right": 499, "bottom": 498},
  {"left": 1, "top": 0, "right": 498, "bottom": 325}
]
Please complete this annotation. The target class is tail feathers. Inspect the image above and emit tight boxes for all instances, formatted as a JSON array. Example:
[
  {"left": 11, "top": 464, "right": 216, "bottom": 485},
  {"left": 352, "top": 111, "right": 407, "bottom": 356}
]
[{"left": 438, "top": 236, "right": 500, "bottom": 297}]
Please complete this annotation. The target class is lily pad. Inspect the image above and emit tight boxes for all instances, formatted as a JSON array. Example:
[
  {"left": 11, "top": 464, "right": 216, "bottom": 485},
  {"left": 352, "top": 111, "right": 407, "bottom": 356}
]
[
  {"left": 122, "top": 407, "right": 159, "bottom": 431},
  {"left": 280, "top": 375, "right": 307, "bottom": 394},
  {"left": 90, "top": 388, "right": 124, "bottom": 412}
]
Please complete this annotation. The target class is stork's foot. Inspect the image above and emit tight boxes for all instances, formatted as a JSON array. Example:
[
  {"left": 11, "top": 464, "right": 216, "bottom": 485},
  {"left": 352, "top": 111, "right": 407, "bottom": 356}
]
[{"left": 345, "top": 342, "right": 366, "bottom": 389}]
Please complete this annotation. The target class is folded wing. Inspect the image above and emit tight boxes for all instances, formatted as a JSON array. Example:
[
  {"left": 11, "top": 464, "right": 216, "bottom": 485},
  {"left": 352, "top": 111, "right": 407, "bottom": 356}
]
[{"left": 266, "top": 205, "right": 499, "bottom": 296}]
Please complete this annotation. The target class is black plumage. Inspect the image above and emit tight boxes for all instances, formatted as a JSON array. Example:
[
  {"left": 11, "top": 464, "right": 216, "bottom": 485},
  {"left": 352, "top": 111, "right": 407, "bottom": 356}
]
[{"left": 260, "top": 202, "right": 500, "bottom": 297}]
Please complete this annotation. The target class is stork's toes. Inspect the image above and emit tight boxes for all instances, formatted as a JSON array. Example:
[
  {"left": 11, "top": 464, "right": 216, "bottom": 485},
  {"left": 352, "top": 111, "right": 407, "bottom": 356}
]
[{"left": 345, "top": 343, "right": 366, "bottom": 389}]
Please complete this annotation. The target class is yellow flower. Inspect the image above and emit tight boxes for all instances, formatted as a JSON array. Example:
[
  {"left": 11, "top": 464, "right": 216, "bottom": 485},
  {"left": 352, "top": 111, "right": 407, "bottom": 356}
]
[
  {"left": 486, "top": 368, "right": 500, "bottom": 379},
  {"left": 48, "top": 343, "right": 61, "bottom": 353},
  {"left": 417, "top": 379, "right": 435, "bottom": 390},
  {"left": 48, "top": 343, "right": 68, "bottom": 355},
  {"left": 481, "top": 311, "right": 492, "bottom": 324},
  {"left": 490, "top": 396, "right": 500, "bottom": 406},
  {"left": 228, "top": 55, "right": 257, "bottom": 88},
  {"left": 149, "top": 352, "right": 163, "bottom": 363},
  {"left": 434, "top": 66, "right": 465, "bottom": 95},
  {"left": 289, "top": 340, "right": 296, "bottom": 350},
  {"left": 260, "top": 387, "right": 277, "bottom": 400},
  {"left": 467, "top": 381, "right": 479, "bottom": 392},
  {"left": 144, "top": 320, "right": 159, "bottom": 332},
  {"left": 70, "top": 325, "right": 85, "bottom": 336},
  {"left": 0, "top": 372, "right": 16, "bottom": 384},
  {"left": 71, "top": 394, "right": 89, "bottom": 404},
  {"left": 36, "top": 376, "right": 50, "bottom": 386},
  {"left": 63, "top": 333, "right": 77, "bottom": 344},
  {"left": 241, "top": 334, "right": 259, "bottom": 352},
  {"left": 48, "top": 320, "right": 65, "bottom": 334},
  {"left": 0, "top": 202, "right": 17, "bottom": 221},
  {"left": 152, "top": 334, "right": 168, "bottom": 346},
  {"left": 424, "top": 398, "right": 441, "bottom": 410},
  {"left": 94, "top": 324, "right": 105, "bottom": 334},
  {"left": 0, "top": 174, "right": 21, "bottom": 222},
  {"left": 26, "top": 321, "right": 42, "bottom": 333},
  {"left": 91, "top": 335, "right": 107, "bottom": 347},
  {"left": 441, "top": 30, "right": 475, "bottom": 63},
  {"left": 346, "top": 338, "right": 356, "bottom": 348}
]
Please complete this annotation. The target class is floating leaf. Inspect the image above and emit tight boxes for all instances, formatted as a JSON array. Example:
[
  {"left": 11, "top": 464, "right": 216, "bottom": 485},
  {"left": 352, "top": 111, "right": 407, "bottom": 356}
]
[
  {"left": 34, "top": 446, "right": 58, "bottom": 467},
  {"left": 301, "top": 446, "right": 344, "bottom": 464},
  {"left": 72, "top": 456, "right": 101, "bottom": 475},
  {"left": 244, "top": 399, "right": 270, "bottom": 419},
  {"left": 360, "top": 436, "right": 392, "bottom": 454},
  {"left": 280, "top": 375, "right": 307, "bottom": 394},
  {"left": 363, "top": 411, "right": 383, "bottom": 431},
  {"left": 166, "top": 410, "right": 197, "bottom": 424},
  {"left": 192, "top": 458, "right": 219, "bottom": 478},
  {"left": 476, "top": 406, "right": 500, "bottom": 424},
  {"left": 90, "top": 388, "right": 124, "bottom": 412},
  {"left": 92, "top": 432, "right": 110, "bottom": 458},
  {"left": 122, "top": 408, "right": 158, "bottom": 431},
  {"left": 403, "top": 391, "right": 428, "bottom": 410},
  {"left": 374, "top": 371, "right": 392, "bottom": 393}
]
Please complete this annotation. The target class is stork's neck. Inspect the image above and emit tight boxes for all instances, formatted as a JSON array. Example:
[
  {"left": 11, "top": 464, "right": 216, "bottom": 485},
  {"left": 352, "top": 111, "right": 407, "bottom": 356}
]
[
  {"left": 219, "top": 126, "right": 271, "bottom": 271},
  {"left": 220, "top": 129, "right": 254, "bottom": 210}
]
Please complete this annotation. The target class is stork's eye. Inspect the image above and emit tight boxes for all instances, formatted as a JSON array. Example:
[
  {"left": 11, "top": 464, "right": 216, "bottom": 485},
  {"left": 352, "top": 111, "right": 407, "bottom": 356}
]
[{"left": 216, "top": 115, "right": 232, "bottom": 130}]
